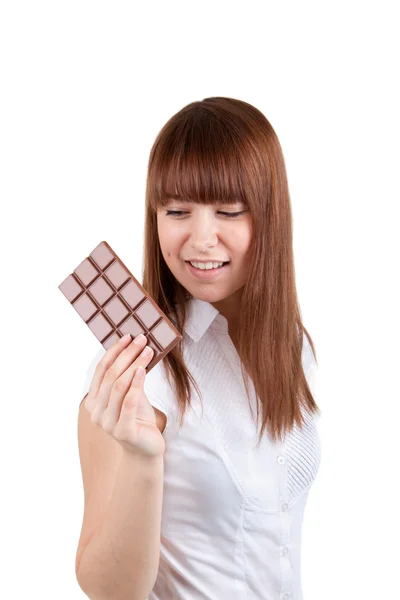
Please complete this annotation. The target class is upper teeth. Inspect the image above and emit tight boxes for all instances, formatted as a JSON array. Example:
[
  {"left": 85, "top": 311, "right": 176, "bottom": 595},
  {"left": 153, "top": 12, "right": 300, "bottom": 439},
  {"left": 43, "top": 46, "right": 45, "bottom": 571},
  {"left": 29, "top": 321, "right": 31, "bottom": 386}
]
[{"left": 190, "top": 261, "right": 225, "bottom": 270}]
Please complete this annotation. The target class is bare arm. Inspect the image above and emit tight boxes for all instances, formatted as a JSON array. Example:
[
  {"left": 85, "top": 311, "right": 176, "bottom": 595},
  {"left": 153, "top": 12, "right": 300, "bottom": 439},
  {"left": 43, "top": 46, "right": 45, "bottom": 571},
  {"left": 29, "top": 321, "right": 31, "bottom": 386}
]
[{"left": 77, "top": 450, "right": 164, "bottom": 600}]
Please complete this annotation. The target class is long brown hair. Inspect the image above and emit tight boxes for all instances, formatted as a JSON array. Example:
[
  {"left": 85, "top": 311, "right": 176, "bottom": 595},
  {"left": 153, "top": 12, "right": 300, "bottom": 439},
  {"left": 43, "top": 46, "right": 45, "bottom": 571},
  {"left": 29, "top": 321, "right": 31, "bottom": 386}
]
[{"left": 142, "top": 96, "right": 321, "bottom": 446}]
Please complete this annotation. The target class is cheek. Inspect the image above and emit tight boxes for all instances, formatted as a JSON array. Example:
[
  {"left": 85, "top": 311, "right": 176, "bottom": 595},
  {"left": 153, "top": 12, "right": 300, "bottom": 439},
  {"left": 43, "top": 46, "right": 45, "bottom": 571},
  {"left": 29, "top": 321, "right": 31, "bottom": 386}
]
[
  {"left": 233, "top": 229, "right": 252, "bottom": 252},
  {"left": 158, "top": 229, "right": 181, "bottom": 260},
  {"left": 161, "top": 228, "right": 182, "bottom": 249},
  {"left": 241, "top": 221, "right": 253, "bottom": 251}
]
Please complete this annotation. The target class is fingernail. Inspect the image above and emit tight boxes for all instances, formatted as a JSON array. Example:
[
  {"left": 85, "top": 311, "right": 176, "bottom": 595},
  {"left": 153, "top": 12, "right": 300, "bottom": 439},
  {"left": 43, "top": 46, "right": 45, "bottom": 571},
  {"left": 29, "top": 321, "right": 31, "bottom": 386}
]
[{"left": 134, "top": 333, "right": 146, "bottom": 345}]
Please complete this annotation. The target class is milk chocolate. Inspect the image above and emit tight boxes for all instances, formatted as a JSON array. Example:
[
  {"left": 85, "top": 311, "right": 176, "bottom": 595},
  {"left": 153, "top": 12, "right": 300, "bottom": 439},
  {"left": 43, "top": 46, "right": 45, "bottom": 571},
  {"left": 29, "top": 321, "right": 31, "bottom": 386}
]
[{"left": 58, "top": 241, "right": 182, "bottom": 373}]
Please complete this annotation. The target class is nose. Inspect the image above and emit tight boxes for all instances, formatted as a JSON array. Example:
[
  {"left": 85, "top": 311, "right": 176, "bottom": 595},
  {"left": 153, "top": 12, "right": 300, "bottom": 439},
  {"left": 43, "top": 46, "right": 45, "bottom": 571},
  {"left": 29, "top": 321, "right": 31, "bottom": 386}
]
[{"left": 188, "top": 212, "right": 219, "bottom": 251}]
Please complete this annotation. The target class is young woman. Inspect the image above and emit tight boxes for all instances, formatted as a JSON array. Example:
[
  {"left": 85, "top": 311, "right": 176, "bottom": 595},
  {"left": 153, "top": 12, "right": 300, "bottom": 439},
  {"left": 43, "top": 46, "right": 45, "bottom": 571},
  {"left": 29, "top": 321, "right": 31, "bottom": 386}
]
[{"left": 75, "top": 97, "right": 322, "bottom": 600}]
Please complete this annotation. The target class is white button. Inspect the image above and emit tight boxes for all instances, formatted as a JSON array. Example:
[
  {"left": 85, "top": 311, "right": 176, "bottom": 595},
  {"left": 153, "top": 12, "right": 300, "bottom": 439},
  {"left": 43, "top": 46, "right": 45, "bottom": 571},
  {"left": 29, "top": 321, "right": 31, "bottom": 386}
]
[
  {"left": 281, "top": 546, "right": 289, "bottom": 556},
  {"left": 281, "top": 503, "right": 288, "bottom": 512},
  {"left": 277, "top": 455, "right": 286, "bottom": 464}
]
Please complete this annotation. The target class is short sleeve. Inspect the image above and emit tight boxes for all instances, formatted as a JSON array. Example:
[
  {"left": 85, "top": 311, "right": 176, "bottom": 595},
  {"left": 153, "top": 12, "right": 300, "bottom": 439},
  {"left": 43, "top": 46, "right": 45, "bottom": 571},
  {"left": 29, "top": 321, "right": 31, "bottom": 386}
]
[
  {"left": 80, "top": 347, "right": 106, "bottom": 400},
  {"left": 143, "top": 359, "right": 175, "bottom": 425}
]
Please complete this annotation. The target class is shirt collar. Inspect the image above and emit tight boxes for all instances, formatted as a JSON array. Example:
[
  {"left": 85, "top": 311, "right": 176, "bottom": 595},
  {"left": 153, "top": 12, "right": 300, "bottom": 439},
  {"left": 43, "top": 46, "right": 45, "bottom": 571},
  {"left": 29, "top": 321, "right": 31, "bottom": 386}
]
[{"left": 179, "top": 296, "right": 229, "bottom": 342}]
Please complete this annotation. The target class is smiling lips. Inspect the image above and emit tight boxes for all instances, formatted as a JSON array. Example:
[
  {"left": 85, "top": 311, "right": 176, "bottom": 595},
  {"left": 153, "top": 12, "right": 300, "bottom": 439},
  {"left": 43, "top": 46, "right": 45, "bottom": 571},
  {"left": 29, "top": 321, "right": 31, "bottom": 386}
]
[{"left": 186, "top": 260, "right": 230, "bottom": 279}]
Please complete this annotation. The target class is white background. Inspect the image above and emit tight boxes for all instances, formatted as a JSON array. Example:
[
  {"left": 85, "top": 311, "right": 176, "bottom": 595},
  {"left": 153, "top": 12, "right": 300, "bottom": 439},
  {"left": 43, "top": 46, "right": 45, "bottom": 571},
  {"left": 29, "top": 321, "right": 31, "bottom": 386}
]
[{"left": 1, "top": 1, "right": 399, "bottom": 598}]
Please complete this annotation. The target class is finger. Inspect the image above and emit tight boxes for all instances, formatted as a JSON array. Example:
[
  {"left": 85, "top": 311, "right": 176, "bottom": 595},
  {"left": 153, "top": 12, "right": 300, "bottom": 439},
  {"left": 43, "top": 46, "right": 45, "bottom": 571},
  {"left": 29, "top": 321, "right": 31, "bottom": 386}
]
[
  {"left": 118, "top": 358, "right": 148, "bottom": 424},
  {"left": 88, "top": 334, "right": 133, "bottom": 399},
  {"left": 92, "top": 334, "right": 148, "bottom": 415},
  {"left": 106, "top": 345, "right": 154, "bottom": 425}
]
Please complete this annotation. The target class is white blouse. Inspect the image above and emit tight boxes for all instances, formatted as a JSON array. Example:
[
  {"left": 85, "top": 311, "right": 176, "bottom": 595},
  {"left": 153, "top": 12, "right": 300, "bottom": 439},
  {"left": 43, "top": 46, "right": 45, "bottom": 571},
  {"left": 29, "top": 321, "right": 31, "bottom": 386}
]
[{"left": 80, "top": 297, "right": 322, "bottom": 600}]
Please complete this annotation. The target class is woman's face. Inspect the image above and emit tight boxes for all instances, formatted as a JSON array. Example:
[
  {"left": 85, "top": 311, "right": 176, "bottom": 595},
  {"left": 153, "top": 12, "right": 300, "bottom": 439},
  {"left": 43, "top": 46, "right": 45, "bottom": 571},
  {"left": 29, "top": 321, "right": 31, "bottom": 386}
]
[{"left": 156, "top": 198, "right": 253, "bottom": 307}]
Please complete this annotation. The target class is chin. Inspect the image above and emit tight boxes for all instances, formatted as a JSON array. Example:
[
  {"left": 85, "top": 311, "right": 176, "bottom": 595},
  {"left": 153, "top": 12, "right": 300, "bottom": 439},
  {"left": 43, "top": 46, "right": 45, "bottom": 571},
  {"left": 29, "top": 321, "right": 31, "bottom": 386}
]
[{"left": 187, "top": 288, "right": 232, "bottom": 302}]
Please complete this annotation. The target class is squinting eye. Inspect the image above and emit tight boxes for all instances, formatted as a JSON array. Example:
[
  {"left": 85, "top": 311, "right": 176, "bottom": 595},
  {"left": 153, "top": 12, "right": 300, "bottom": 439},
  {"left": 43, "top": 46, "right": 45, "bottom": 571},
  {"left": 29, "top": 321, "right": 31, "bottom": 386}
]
[{"left": 166, "top": 210, "right": 245, "bottom": 219}]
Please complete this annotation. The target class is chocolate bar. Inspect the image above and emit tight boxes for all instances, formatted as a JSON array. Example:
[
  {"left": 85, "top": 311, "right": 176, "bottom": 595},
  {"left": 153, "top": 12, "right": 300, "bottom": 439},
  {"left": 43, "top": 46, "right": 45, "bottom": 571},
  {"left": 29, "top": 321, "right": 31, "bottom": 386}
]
[{"left": 58, "top": 241, "right": 182, "bottom": 374}]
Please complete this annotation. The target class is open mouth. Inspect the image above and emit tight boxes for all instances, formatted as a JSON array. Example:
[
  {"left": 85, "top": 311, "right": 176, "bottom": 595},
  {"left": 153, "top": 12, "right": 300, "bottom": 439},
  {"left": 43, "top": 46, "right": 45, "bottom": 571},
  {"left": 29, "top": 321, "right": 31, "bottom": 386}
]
[
  {"left": 185, "top": 261, "right": 230, "bottom": 270},
  {"left": 184, "top": 261, "right": 230, "bottom": 278}
]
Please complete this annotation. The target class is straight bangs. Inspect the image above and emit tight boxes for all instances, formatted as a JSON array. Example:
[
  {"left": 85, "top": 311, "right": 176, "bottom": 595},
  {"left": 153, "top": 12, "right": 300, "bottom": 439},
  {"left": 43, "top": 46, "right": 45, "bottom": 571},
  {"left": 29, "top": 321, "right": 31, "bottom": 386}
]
[{"left": 147, "top": 107, "right": 252, "bottom": 212}]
